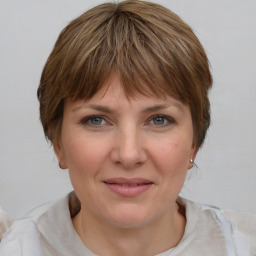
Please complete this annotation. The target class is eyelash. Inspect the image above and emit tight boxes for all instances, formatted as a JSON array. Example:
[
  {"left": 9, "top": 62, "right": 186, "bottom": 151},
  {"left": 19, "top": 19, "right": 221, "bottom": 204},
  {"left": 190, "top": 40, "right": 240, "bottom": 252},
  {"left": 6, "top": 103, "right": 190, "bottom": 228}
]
[
  {"left": 80, "top": 114, "right": 175, "bottom": 128},
  {"left": 80, "top": 115, "right": 107, "bottom": 127},
  {"left": 147, "top": 115, "right": 175, "bottom": 127}
]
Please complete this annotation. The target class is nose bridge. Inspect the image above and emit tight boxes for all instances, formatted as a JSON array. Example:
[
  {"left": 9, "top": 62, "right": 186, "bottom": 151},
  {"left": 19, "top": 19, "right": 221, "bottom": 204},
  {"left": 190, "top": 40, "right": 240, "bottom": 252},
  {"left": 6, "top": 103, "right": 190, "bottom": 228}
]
[
  {"left": 120, "top": 125, "right": 139, "bottom": 154},
  {"left": 112, "top": 123, "right": 147, "bottom": 168}
]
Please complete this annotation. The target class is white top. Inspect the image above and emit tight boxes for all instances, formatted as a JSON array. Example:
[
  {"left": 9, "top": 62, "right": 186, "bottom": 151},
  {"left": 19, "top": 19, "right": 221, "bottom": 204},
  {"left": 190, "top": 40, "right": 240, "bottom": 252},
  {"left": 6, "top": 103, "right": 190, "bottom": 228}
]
[{"left": 0, "top": 192, "right": 255, "bottom": 256}]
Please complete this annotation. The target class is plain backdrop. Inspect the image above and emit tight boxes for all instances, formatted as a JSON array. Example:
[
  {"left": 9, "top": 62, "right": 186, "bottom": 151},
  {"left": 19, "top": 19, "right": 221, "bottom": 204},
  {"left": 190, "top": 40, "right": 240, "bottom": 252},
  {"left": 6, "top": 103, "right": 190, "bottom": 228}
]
[{"left": 0, "top": 0, "right": 255, "bottom": 218}]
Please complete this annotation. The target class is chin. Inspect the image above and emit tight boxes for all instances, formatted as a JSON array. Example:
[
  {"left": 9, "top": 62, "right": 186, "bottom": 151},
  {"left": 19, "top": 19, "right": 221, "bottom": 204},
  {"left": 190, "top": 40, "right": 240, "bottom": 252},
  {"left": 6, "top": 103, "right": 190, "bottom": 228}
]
[{"left": 102, "top": 203, "right": 156, "bottom": 229}]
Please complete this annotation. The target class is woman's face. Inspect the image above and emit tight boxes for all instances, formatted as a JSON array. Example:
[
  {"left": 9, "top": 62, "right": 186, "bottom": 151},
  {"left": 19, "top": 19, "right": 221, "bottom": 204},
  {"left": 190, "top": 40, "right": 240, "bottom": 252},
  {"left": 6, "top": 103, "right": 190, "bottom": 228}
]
[{"left": 55, "top": 74, "right": 196, "bottom": 228}]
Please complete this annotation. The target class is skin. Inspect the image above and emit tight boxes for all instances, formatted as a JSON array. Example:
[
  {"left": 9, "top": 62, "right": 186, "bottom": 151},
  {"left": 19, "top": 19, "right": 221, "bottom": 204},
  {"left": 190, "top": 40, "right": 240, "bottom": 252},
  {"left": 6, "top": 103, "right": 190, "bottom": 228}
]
[{"left": 55, "top": 74, "right": 197, "bottom": 256}]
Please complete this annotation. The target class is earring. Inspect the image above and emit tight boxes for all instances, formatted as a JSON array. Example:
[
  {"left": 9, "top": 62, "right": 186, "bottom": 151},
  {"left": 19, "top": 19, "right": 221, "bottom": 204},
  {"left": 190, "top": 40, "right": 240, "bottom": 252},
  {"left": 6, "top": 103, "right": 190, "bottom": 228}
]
[{"left": 188, "top": 159, "right": 194, "bottom": 169}]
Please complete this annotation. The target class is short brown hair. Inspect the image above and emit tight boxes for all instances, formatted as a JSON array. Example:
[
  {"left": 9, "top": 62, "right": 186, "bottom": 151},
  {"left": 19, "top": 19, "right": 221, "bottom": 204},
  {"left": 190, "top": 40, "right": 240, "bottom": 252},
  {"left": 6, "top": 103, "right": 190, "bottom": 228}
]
[{"left": 38, "top": 0, "right": 212, "bottom": 149}]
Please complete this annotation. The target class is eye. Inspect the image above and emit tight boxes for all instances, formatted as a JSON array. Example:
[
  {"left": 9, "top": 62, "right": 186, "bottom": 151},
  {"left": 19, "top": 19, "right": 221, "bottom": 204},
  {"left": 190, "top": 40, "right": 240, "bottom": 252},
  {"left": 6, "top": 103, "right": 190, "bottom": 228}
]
[
  {"left": 149, "top": 115, "right": 174, "bottom": 127},
  {"left": 81, "top": 115, "right": 107, "bottom": 126}
]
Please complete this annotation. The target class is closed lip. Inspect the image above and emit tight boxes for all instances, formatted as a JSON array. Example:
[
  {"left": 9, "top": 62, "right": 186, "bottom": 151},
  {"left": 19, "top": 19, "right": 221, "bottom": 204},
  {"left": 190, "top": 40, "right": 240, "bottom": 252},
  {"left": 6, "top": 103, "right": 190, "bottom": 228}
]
[
  {"left": 103, "top": 177, "right": 154, "bottom": 185},
  {"left": 103, "top": 178, "right": 154, "bottom": 197}
]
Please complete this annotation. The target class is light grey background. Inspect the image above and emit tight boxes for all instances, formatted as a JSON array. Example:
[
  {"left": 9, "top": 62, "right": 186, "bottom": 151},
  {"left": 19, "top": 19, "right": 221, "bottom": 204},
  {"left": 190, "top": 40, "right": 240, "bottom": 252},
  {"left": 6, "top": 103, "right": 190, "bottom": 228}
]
[{"left": 0, "top": 0, "right": 255, "bottom": 218}]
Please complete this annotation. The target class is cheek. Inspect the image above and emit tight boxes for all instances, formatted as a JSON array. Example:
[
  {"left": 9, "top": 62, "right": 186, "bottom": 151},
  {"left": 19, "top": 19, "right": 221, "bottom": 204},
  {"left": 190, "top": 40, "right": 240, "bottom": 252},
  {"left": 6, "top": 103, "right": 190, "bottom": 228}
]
[
  {"left": 152, "top": 137, "right": 192, "bottom": 174},
  {"left": 62, "top": 134, "right": 109, "bottom": 174}
]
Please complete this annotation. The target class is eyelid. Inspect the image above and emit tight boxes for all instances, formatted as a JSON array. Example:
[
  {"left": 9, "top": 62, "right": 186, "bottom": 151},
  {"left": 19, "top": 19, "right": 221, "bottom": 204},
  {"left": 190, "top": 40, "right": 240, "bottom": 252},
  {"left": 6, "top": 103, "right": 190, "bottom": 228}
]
[
  {"left": 80, "top": 115, "right": 109, "bottom": 126},
  {"left": 146, "top": 114, "right": 175, "bottom": 126}
]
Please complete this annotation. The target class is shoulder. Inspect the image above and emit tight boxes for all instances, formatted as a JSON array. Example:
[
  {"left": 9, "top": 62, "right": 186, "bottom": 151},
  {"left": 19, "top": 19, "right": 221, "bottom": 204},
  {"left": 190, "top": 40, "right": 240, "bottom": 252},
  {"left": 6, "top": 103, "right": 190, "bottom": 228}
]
[
  {"left": 179, "top": 197, "right": 256, "bottom": 256},
  {"left": 0, "top": 193, "right": 80, "bottom": 256},
  {"left": 221, "top": 209, "right": 256, "bottom": 255},
  {"left": 0, "top": 195, "right": 69, "bottom": 256},
  {"left": 0, "top": 218, "right": 42, "bottom": 256}
]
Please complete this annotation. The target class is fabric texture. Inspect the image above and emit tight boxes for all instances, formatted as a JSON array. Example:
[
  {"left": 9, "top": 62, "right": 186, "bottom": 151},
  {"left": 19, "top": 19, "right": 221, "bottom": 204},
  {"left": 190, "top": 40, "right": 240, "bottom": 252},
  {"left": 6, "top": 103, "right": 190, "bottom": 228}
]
[{"left": 0, "top": 192, "right": 255, "bottom": 256}]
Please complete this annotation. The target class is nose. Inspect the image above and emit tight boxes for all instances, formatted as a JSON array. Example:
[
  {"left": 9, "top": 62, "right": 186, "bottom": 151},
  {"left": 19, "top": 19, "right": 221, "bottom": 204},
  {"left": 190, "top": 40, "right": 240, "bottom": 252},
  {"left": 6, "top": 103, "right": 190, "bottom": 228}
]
[{"left": 110, "top": 126, "right": 147, "bottom": 169}]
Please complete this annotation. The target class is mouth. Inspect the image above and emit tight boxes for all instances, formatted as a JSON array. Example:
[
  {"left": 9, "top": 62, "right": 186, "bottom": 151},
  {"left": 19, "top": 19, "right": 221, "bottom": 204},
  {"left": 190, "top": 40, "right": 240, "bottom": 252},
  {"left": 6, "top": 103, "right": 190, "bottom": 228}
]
[{"left": 103, "top": 178, "right": 154, "bottom": 197}]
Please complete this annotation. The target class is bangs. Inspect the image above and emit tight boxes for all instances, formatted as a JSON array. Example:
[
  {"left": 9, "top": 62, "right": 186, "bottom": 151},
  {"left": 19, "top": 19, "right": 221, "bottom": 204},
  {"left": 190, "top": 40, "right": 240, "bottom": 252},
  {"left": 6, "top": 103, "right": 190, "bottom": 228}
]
[{"left": 56, "top": 4, "right": 200, "bottom": 103}]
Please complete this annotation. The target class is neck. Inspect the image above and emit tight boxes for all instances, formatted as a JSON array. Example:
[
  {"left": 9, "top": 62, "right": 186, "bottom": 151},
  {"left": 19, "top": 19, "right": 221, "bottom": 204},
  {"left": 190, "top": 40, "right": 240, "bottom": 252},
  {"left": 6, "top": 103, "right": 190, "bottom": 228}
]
[{"left": 72, "top": 202, "right": 186, "bottom": 256}]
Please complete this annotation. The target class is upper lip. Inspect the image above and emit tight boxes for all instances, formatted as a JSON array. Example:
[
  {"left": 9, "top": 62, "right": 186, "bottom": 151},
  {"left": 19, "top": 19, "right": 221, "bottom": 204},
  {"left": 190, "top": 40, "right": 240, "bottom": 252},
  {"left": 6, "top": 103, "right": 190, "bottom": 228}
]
[{"left": 103, "top": 178, "right": 154, "bottom": 185}]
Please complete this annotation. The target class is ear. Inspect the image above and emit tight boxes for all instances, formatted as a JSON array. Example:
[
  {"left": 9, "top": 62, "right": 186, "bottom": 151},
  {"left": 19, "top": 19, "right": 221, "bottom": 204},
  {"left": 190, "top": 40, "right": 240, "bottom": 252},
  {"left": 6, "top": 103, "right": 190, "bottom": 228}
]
[
  {"left": 188, "top": 147, "right": 198, "bottom": 170},
  {"left": 53, "top": 143, "right": 68, "bottom": 169}
]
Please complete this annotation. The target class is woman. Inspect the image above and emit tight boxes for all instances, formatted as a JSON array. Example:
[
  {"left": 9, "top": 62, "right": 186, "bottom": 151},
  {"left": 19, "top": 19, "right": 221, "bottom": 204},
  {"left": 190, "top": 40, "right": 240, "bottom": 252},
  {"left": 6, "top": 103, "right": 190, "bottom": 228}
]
[{"left": 0, "top": 1, "right": 255, "bottom": 255}]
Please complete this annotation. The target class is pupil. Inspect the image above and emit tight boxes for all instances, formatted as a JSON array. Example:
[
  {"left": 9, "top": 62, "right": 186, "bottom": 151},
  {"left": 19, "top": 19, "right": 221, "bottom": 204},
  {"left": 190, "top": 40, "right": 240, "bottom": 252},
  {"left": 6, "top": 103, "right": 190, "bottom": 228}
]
[
  {"left": 91, "top": 117, "right": 102, "bottom": 125},
  {"left": 154, "top": 116, "right": 164, "bottom": 125}
]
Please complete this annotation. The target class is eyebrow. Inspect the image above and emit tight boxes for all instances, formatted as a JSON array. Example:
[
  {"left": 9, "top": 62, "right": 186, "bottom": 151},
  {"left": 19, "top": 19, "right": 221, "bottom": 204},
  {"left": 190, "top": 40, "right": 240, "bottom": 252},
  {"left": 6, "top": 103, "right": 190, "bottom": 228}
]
[
  {"left": 141, "top": 104, "right": 183, "bottom": 113},
  {"left": 72, "top": 104, "right": 113, "bottom": 113},
  {"left": 73, "top": 103, "right": 184, "bottom": 113}
]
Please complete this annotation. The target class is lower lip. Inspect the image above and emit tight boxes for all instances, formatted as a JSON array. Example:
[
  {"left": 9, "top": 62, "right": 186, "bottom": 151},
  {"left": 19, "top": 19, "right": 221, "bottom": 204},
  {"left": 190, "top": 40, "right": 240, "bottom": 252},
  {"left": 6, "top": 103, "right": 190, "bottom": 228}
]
[{"left": 104, "top": 183, "right": 153, "bottom": 197}]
